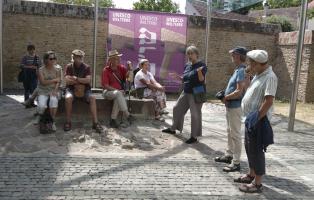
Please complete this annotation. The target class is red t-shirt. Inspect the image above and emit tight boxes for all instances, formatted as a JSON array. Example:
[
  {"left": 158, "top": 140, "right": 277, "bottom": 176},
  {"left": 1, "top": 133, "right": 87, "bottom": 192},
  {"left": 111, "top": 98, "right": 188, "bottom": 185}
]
[
  {"left": 102, "top": 64, "right": 127, "bottom": 90},
  {"left": 65, "top": 62, "right": 91, "bottom": 90}
]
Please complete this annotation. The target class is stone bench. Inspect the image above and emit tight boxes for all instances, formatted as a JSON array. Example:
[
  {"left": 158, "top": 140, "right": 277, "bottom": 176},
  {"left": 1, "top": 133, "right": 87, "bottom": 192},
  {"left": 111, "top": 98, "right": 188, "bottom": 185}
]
[{"left": 57, "top": 93, "right": 155, "bottom": 120}]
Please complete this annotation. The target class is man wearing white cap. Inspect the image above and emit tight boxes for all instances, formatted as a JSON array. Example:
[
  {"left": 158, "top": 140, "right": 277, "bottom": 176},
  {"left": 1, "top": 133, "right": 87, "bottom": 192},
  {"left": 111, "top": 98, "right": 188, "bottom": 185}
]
[{"left": 235, "top": 50, "right": 278, "bottom": 193}]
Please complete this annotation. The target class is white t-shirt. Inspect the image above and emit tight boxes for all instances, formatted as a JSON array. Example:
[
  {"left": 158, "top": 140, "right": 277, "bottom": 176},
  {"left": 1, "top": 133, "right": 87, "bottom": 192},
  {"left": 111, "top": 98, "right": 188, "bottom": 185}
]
[
  {"left": 134, "top": 69, "right": 156, "bottom": 89},
  {"left": 241, "top": 66, "right": 278, "bottom": 120}
]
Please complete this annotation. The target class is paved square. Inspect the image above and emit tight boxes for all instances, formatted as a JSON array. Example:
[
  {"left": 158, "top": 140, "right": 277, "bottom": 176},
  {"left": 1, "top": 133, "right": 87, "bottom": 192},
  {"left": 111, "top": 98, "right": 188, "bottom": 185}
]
[{"left": 0, "top": 95, "right": 314, "bottom": 199}]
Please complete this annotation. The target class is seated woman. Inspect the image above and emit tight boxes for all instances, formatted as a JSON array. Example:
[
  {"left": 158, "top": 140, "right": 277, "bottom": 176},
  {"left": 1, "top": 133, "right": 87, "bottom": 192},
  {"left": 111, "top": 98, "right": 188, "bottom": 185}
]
[
  {"left": 37, "top": 51, "right": 61, "bottom": 131},
  {"left": 134, "top": 59, "right": 167, "bottom": 121}
]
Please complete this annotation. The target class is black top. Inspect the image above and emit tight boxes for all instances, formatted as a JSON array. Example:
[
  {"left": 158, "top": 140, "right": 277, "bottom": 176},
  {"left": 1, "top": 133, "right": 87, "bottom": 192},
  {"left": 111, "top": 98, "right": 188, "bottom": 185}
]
[{"left": 182, "top": 61, "right": 207, "bottom": 93}]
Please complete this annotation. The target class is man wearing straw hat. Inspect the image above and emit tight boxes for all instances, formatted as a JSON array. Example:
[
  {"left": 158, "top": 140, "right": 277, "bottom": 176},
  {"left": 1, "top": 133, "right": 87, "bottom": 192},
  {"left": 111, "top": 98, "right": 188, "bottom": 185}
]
[{"left": 102, "top": 50, "right": 134, "bottom": 128}]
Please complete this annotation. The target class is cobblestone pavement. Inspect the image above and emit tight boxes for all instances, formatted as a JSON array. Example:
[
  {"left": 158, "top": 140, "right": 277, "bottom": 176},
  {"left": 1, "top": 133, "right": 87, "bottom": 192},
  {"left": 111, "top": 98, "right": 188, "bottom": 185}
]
[{"left": 0, "top": 94, "right": 314, "bottom": 199}]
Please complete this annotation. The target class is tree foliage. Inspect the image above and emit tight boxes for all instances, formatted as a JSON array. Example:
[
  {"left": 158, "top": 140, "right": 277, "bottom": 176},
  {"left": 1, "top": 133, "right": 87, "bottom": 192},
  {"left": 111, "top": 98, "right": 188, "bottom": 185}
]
[
  {"left": 265, "top": 15, "right": 295, "bottom": 32},
  {"left": 308, "top": 8, "right": 314, "bottom": 19},
  {"left": 267, "top": 0, "right": 301, "bottom": 9},
  {"left": 133, "top": 0, "right": 179, "bottom": 13},
  {"left": 50, "top": 0, "right": 115, "bottom": 7}
]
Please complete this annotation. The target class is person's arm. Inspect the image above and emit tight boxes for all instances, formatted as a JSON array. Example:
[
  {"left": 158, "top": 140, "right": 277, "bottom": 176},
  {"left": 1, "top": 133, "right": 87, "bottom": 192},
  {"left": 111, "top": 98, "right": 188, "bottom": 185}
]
[
  {"left": 65, "top": 75, "right": 78, "bottom": 85},
  {"left": 103, "top": 83, "right": 118, "bottom": 91},
  {"left": 224, "top": 82, "right": 245, "bottom": 101},
  {"left": 169, "top": 72, "right": 183, "bottom": 81},
  {"left": 51, "top": 70, "right": 61, "bottom": 96},
  {"left": 77, "top": 65, "right": 92, "bottom": 84},
  {"left": 139, "top": 79, "right": 161, "bottom": 91},
  {"left": 258, "top": 74, "right": 278, "bottom": 120},
  {"left": 150, "top": 75, "right": 165, "bottom": 92},
  {"left": 20, "top": 56, "right": 26, "bottom": 69},
  {"left": 187, "top": 65, "right": 207, "bottom": 82},
  {"left": 38, "top": 69, "right": 59, "bottom": 86},
  {"left": 64, "top": 65, "right": 78, "bottom": 85},
  {"left": 196, "top": 66, "right": 206, "bottom": 82},
  {"left": 223, "top": 68, "right": 245, "bottom": 103},
  {"left": 258, "top": 95, "right": 274, "bottom": 120},
  {"left": 77, "top": 75, "right": 91, "bottom": 84}
]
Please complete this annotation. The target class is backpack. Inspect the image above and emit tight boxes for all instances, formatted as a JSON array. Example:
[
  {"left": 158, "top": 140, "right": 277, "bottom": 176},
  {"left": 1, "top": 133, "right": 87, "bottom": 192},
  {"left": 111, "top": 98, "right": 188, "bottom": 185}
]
[{"left": 39, "top": 98, "right": 54, "bottom": 134}]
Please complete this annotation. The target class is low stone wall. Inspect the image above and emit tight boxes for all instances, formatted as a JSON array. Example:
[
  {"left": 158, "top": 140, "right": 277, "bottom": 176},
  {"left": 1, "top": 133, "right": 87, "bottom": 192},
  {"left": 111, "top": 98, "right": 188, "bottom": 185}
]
[{"left": 57, "top": 94, "right": 156, "bottom": 119}]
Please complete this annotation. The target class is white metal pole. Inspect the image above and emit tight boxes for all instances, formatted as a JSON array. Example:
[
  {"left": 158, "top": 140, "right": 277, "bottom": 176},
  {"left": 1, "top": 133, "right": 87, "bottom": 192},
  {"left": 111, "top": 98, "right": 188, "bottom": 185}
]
[
  {"left": 0, "top": 0, "right": 3, "bottom": 94},
  {"left": 92, "top": 0, "right": 98, "bottom": 88},
  {"left": 288, "top": 0, "right": 308, "bottom": 131},
  {"left": 205, "top": 0, "right": 212, "bottom": 65}
]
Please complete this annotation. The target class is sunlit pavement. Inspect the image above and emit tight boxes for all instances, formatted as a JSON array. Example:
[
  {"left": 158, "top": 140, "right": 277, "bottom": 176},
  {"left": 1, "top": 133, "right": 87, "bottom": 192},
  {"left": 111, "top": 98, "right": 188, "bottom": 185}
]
[{"left": 0, "top": 94, "right": 314, "bottom": 199}]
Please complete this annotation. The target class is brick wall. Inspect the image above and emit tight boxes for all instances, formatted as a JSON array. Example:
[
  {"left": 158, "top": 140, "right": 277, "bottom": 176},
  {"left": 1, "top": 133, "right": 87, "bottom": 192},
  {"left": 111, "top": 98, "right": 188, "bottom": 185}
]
[
  {"left": 3, "top": 0, "right": 108, "bottom": 89},
  {"left": 275, "top": 31, "right": 314, "bottom": 102},
  {"left": 3, "top": 0, "right": 289, "bottom": 100},
  {"left": 187, "top": 15, "right": 280, "bottom": 95}
]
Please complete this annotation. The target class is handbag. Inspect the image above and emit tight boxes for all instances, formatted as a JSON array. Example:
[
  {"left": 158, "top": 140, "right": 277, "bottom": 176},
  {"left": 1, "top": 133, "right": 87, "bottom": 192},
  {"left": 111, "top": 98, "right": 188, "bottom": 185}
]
[
  {"left": 134, "top": 87, "right": 146, "bottom": 99},
  {"left": 215, "top": 90, "right": 225, "bottom": 100},
  {"left": 18, "top": 55, "right": 38, "bottom": 83},
  {"left": 192, "top": 85, "right": 207, "bottom": 103},
  {"left": 74, "top": 84, "right": 86, "bottom": 98},
  {"left": 18, "top": 70, "right": 24, "bottom": 82},
  {"left": 39, "top": 97, "right": 53, "bottom": 134}
]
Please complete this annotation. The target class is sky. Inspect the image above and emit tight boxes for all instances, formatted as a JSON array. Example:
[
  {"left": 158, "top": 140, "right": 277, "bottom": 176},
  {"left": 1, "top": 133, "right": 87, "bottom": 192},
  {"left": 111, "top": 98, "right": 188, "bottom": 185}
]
[
  {"left": 26, "top": 0, "right": 187, "bottom": 13},
  {"left": 113, "top": 0, "right": 186, "bottom": 13}
]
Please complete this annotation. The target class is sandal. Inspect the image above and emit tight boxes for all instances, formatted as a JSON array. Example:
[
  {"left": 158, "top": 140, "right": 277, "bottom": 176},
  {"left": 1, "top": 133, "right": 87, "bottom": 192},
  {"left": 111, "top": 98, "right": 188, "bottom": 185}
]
[
  {"left": 92, "top": 122, "right": 103, "bottom": 133},
  {"left": 234, "top": 174, "right": 255, "bottom": 184},
  {"left": 63, "top": 122, "right": 72, "bottom": 132},
  {"left": 239, "top": 183, "right": 263, "bottom": 193}
]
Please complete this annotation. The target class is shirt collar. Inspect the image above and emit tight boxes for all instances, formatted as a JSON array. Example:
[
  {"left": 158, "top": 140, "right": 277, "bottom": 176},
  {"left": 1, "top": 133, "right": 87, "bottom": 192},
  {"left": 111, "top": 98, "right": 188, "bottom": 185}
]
[{"left": 256, "top": 66, "right": 272, "bottom": 78}]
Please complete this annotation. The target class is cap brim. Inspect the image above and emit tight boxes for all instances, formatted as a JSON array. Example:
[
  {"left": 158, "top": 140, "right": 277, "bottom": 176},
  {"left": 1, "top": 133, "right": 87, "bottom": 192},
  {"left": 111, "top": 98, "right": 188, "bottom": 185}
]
[{"left": 72, "top": 54, "right": 84, "bottom": 57}]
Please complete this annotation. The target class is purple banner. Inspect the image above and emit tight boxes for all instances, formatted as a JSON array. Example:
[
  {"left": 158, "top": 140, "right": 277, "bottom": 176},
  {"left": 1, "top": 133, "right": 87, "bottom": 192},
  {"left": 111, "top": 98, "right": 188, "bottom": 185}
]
[{"left": 108, "top": 8, "right": 187, "bottom": 92}]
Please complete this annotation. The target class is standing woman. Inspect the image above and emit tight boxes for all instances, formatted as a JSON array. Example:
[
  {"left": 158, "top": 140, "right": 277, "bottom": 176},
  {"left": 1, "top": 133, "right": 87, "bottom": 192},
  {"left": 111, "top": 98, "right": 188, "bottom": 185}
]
[
  {"left": 37, "top": 51, "right": 60, "bottom": 131},
  {"left": 162, "top": 45, "right": 207, "bottom": 144},
  {"left": 20, "top": 44, "right": 41, "bottom": 103}
]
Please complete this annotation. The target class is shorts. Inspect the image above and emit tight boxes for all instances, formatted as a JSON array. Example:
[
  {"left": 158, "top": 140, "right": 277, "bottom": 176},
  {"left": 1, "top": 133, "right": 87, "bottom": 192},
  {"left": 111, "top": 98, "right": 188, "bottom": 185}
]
[{"left": 65, "top": 88, "right": 92, "bottom": 103}]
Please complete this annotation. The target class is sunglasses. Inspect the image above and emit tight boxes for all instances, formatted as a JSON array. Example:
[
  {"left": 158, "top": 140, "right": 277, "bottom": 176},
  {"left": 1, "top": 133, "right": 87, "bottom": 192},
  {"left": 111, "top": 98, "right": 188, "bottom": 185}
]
[{"left": 48, "top": 57, "right": 56, "bottom": 60}]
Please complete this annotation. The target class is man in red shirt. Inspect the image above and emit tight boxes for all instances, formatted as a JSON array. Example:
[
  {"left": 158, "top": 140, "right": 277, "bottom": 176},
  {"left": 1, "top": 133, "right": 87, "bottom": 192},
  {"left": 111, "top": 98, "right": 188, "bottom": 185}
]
[
  {"left": 64, "top": 49, "right": 103, "bottom": 133},
  {"left": 102, "top": 50, "right": 133, "bottom": 128}
]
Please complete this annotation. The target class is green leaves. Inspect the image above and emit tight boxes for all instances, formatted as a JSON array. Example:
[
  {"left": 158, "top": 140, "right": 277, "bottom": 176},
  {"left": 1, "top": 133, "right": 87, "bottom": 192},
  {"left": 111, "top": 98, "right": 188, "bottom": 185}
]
[
  {"left": 267, "top": 0, "right": 301, "bottom": 9},
  {"left": 265, "top": 15, "right": 295, "bottom": 32},
  {"left": 133, "top": 0, "right": 179, "bottom": 13},
  {"left": 307, "top": 8, "right": 314, "bottom": 19},
  {"left": 50, "top": 0, "right": 115, "bottom": 8}
]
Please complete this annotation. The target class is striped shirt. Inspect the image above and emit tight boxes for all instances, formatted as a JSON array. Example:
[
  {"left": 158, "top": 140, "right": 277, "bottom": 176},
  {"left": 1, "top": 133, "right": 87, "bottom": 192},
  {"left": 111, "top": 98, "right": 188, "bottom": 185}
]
[
  {"left": 241, "top": 66, "right": 278, "bottom": 120},
  {"left": 20, "top": 54, "right": 41, "bottom": 69}
]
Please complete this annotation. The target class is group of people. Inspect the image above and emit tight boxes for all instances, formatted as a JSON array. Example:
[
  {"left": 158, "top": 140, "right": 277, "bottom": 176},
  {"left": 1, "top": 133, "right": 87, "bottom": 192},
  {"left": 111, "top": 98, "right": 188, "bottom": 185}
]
[
  {"left": 20, "top": 45, "right": 168, "bottom": 132},
  {"left": 162, "top": 46, "right": 277, "bottom": 193},
  {"left": 20, "top": 44, "right": 278, "bottom": 193}
]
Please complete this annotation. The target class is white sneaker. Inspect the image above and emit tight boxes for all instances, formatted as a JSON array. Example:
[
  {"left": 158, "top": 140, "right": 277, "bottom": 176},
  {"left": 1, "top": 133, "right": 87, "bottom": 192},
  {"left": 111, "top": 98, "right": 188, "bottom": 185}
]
[{"left": 52, "top": 122, "right": 57, "bottom": 132}]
